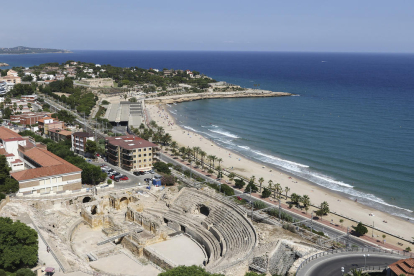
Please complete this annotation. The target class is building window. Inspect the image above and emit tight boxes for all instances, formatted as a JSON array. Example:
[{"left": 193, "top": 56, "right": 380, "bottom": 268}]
[
  {"left": 139, "top": 165, "right": 141, "bottom": 168},
  {"left": 144, "top": 154, "right": 147, "bottom": 157},
  {"left": 144, "top": 159, "right": 146, "bottom": 162},
  {"left": 149, "top": 153, "right": 152, "bottom": 156},
  {"left": 149, "top": 158, "right": 151, "bottom": 161},
  {"left": 134, "top": 160, "right": 136, "bottom": 163},
  {"left": 138, "top": 149, "right": 141, "bottom": 152},
  {"left": 144, "top": 148, "right": 147, "bottom": 151},
  {"left": 138, "top": 154, "right": 141, "bottom": 157},
  {"left": 139, "top": 160, "right": 141, "bottom": 163}
]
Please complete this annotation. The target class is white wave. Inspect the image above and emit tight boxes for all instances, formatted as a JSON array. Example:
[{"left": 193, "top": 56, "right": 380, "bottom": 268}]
[
  {"left": 310, "top": 173, "right": 354, "bottom": 188},
  {"left": 169, "top": 110, "right": 177, "bottom": 115},
  {"left": 182, "top": 126, "right": 199, "bottom": 133},
  {"left": 252, "top": 150, "right": 309, "bottom": 168},
  {"left": 209, "top": 129, "right": 240, "bottom": 139},
  {"left": 238, "top": 145, "right": 250, "bottom": 150}
]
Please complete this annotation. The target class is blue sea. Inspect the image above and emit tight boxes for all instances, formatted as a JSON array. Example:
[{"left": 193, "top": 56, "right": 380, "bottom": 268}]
[{"left": 1, "top": 51, "right": 414, "bottom": 219}]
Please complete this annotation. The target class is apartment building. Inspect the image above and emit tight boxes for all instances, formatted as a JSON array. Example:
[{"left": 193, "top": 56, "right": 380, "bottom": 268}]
[
  {"left": 105, "top": 135, "right": 158, "bottom": 171},
  {"left": 49, "top": 129, "right": 72, "bottom": 142},
  {"left": 71, "top": 132, "right": 94, "bottom": 156}
]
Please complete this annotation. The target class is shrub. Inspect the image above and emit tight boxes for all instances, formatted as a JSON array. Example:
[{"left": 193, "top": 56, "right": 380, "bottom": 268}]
[
  {"left": 266, "top": 208, "right": 294, "bottom": 222},
  {"left": 162, "top": 175, "right": 176, "bottom": 186},
  {"left": 234, "top": 179, "right": 245, "bottom": 189},
  {"left": 107, "top": 179, "right": 112, "bottom": 184},
  {"left": 153, "top": 161, "right": 171, "bottom": 175},
  {"left": 253, "top": 201, "right": 266, "bottom": 210},
  {"left": 101, "top": 100, "right": 110, "bottom": 105},
  {"left": 261, "top": 187, "right": 271, "bottom": 198},
  {"left": 352, "top": 222, "right": 368, "bottom": 237},
  {"left": 0, "top": 193, "right": 5, "bottom": 200}
]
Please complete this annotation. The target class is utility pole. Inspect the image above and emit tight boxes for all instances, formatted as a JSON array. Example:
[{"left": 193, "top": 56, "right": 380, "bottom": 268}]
[{"left": 250, "top": 187, "right": 253, "bottom": 222}]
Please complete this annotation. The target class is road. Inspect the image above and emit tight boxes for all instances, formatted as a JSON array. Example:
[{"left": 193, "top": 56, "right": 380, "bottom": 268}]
[
  {"left": 160, "top": 152, "right": 370, "bottom": 249},
  {"left": 298, "top": 252, "right": 401, "bottom": 276}
]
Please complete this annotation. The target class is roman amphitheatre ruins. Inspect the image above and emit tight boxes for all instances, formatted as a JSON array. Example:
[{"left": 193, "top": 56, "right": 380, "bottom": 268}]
[{"left": 0, "top": 184, "right": 324, "bottom": 276}]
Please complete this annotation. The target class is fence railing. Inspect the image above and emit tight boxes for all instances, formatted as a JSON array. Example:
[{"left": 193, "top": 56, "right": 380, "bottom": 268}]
[
  {"left": 296, "top": 247, "right": 413, "bottom": 275},
  {"left": 346, "top": 265, "right": 388, "bottom": 275}
]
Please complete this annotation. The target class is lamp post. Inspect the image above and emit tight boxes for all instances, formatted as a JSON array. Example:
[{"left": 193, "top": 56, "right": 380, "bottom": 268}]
[
  {"left": 341, "top": 267, "right": 344, "bottom": 275},
  {"left": 364, "top": 254, "right": 369, "bottom": 269}
]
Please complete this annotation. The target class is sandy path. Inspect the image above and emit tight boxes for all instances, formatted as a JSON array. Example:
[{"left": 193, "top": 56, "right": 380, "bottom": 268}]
[{"left": 146, "top": 104, "right": 414, "bottom": 246}]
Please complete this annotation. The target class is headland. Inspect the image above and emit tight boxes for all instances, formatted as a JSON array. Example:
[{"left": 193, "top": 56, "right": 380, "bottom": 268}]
[
  {"left": 145, "top": 90, "right": 292, "bottom": 104},
  {"left": 0, "top": 46, "right": 72, "bottom": 55}
]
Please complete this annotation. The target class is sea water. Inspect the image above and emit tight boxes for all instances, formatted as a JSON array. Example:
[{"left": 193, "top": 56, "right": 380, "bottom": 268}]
[{"left": 2, "top": 51, "right": 413, "bottom": 219}]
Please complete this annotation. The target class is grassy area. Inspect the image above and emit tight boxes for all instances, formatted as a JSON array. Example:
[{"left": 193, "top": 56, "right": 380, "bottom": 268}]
[{"left": 94, "top": 105, "right": 107, "bottom": 118}]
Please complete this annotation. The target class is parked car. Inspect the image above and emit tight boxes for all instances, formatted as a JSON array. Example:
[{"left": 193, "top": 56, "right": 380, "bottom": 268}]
[
  {"left": 113, "top": 172, "right": 120, "bottom": 176},
  {"left": 144, "top": 178, "right": 152, "bottom": 182},
  {"left": 110, "top": 175, "right": 115, "bottom": 180},
  {"left": 120, "top": 176, "right": 128, "bottom": 181},
  {"left": 148, "top": 170, "right": 155, "bottom": 174},
  {"left": 133, "top": 171, "right": 141, "bottom": 176}
]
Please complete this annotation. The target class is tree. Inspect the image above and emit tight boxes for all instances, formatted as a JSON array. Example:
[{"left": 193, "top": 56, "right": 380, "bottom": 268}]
[
  {"left": 161, "top": 175, "right": 175, "bottom": 186},
  {"left": 0, "top": 217, "right": 38, "bottom": 271},
  {"left": 382, "top": 234, "right": 386, "bottom": 243},
  {"left": 158, "top": 265, "right": 224, "bottom": 276},
  {"left": 301, "top": 195, "right": 310, "bottom": 207},
  {"left": 350, "top": 269, "right": 369, "bottom": 276},
  {"left": 352, "top": 222, "right": 368, "bottom": 236},
  {"left": 15, "top": 268, "right": 36, "bottom": 276},
  {"left": 284, "top": 186, "right": 290, "bottom": 199},
  {"left": 85, "top": 140, "right": 97, "bottom": 156},
  {"left": 2, "top": 107, "right": 12, "bottom": 119},
  {"left": 340, "top": 219, "right": 344, "bottom": 228},
  {"left": 234, "top": 179, "right": 245, "bottom": 189},
  {"left": 258, "top": 177, "right": 264, "bottom": 193},
  {"left": 290, "top": 193, "right": 300, "bottom": 205},
  {"left": 262, "top": 187, "right": 271, "bottom": 198},
  {"left": 228, "top": 172, "right": 236, "bottom": 183},
  {"left": 153, "top": 161, "right": 171, "bottom": 175},
  {"left": 320, "top": 201, "right": 330, "bottom": 215},
  {"left": 0, "top": 155, "right": 19, "bottom": 194},
  {"left": 244, "top": 272, "right": 265, "bottom": 276},
  {"left": 405, "top": 247, "right": 411, "bottom": 252},
  {"left": 245, "top": 181, "right": 258, "bottom": 193}
]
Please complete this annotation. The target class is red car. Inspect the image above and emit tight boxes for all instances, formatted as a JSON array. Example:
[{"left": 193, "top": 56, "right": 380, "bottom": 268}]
[
  {"left": 110, "top": 175, "right": 116, "bottom": 180},
  {"left": 120, "top": 176, "right": 128, "bottom": 181}
]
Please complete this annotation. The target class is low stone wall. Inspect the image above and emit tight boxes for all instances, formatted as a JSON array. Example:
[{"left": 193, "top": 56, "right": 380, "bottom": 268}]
[
  {"left": 0, "top": 196, "right": 10, "bottom": 212},
  {"left": 143, "top": 247, "right": 176, "bottom": 270}
]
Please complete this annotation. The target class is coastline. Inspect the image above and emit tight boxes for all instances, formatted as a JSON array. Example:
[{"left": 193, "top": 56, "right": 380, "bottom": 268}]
[{"left": 146, "top": 103, "right": 414, "bottom": 247}]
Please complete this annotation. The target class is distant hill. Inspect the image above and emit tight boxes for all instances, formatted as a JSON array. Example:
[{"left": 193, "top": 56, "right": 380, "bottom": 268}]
[{"left": 0, "top": 46, "right": 72, "bottom": 54}]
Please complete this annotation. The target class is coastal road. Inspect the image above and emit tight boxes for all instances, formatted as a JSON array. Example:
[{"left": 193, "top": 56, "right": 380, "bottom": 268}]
[
  {"left": 297, "top": 252, "right": 401, "bottom": 276},
  {"left": 160, "top": 152, "right": 371, "bottom": 249}
]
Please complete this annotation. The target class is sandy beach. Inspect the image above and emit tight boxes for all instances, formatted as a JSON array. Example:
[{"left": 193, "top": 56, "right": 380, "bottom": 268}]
[{"left": 146, "top": 104, "right": 414, "bottom": 248}]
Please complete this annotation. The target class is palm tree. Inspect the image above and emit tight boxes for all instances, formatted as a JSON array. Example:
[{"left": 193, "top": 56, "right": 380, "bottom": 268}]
[
  {"left": 170, "top": 141, "right": 178, "bottom": 152},
  {"left": 162, "top": 133, "right": 172, "bottom": 146},
  {"left": 284, "top": 186, "right": 290, "bottom": 199},
  {"left": 320, "top": 201, "right": 330, "bottom": 216},
  {"left": 350, "top": 269, "right": 369, "bottom": 276},
  {"left": 207, "top": 155, "right": 214, "bottom": 169},
  {"left": 199, "top": 150, "right": 206, "bottom": 170},
  {"left": 157, "top": 126, "right": 165, "bottom": 136},
  {"left": 192, "top": 146, "right": 200, "bottom": 160},
  {"left": 149, "top": 120, "right": 158, "bottom": 129},
  {"left": 258, "top": 177, "right": 264, "bottom": 193},
  {"left": 186, "top": 147, "right": 193, "bottom": 162},
  {"left": 301, "top": 195, "right": 310, "bottom": 209},
  {"left": 211, "top": 155, "right": 217, "bottom": 168},
  {"left": 250, "top": 175, "right": 256, "bottom": 184},
  {"left": 217, "top": 158, "right": 223, "bottom": 169},
  {"left": 19, "top": 105, "right": 23, "bottom": 112},
  {"left": 179, "top": 147, "right": 186, "bottom": 159},
  {"left": 275, "top": 183, "right": 282, "bottom": 199},
  {"left": 228, "top": 172, "right": 236, "bottom": 184},
  {"left": 268, "top": 180, "right": 273, "bottom": 198}
]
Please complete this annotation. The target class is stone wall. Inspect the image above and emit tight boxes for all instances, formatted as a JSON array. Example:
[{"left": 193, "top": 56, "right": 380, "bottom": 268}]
[
  {"left": 0, "top": 196, "right": 10, "bottom": 212},
  {"left": 143, "top": 247, "right": 175, "bottom": 271}
]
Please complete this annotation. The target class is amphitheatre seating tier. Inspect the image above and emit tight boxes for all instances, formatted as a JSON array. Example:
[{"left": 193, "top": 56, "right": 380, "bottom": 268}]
[{"left": 164, "top": 188, "right": 257, "bottom": 271}]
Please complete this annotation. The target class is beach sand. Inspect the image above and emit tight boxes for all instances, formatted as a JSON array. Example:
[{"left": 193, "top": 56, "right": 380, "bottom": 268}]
[{"left": 146, "top": 104, "right": 414, "bottom": 248}]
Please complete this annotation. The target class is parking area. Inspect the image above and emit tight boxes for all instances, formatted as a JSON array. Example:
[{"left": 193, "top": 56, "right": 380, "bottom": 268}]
[{"left": 92, "top": 160, "right": 156, "bottom": 189}]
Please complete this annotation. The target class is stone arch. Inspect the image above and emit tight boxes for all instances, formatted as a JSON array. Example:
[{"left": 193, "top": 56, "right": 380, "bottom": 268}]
[
  {"left": 119, "top": 197, "right": 129, "bottom": 209},
  {"left": 83, "top": 196, "right": 92, "bottom": 203},
  {"left": 180, "top": 225, "right": 186, "bottom": 232},
  {"left": 200, "top": 205, "right": 210, "bottom": 216},
  {"left": 91, "top": 205, "right": 98, "bottom": 215}
]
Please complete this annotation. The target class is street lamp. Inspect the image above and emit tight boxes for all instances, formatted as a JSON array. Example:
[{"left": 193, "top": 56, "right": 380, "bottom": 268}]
[
  {"left": 363, "top": 254, "right": 369, "bottom": 269},
  {"left": 341, "top": 267, "right": 344, "bottom": 275}
]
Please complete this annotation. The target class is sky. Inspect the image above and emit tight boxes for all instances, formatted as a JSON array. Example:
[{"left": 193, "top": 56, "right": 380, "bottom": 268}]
[{"left": 2, "top": 0, "right": 414, "bottom": 53}]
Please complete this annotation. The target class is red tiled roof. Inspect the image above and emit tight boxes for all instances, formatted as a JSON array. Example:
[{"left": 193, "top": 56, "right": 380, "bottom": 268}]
[
  {"left": 105, "top": 135, "right": 157, "bottom": 150},
  {"left": 0, "top": 126, "right": 22, "bottom": 140},
  {"left": 0, "top": 148, "right": 7, "bottom": 155},
  {"left": 11, "top": 147, "right": 81, "bottom": 181},
  {"left": 11, "top": 159, "right": 23, "bottom": 164},
  {"left": 389, "top": 258, "right": 414, "bottom": 276}
]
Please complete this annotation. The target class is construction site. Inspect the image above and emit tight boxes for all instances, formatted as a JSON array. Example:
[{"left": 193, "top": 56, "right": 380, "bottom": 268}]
[{"left": 0, "top": 183, "right": 325, "bottom": 276}]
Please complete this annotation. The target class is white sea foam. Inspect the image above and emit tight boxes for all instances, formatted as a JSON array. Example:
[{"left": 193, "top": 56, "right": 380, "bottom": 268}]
[
  {"left": 238, "top": 145, "right": 250, "bottom": 150},
  {"left": 182, "top": 126, "right": 199, "bottom": 132},
  {"left": 209, "top": 129, "right": 240, "bottom": 139},
  {"left": 169, "top": 110, "right": 177, "bottom": 115},
  {"left": 252, "top": 150, "right": 309, "bottom": 168},
  {"left": 310, "top": 173, "right": 354, "bottom": 188}
]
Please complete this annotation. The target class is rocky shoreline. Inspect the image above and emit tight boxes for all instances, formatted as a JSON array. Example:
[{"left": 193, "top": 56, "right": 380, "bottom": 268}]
[
  {"left": 0, "top": 62, "right": 9, "bottom": 67},
  {"left": 144, "top": 90, "right": 292, "bottom": 104}
]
